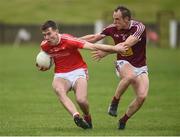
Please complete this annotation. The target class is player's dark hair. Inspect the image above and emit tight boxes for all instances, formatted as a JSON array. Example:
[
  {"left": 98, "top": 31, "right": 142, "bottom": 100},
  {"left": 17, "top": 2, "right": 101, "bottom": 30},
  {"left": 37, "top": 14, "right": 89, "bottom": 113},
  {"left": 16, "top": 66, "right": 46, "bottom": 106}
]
[
  {"left": 41, "top": 20, "right": 58, "bottom": 31},
  {"left": 115, "top": 6, "right": 131, "bottom": 20}
]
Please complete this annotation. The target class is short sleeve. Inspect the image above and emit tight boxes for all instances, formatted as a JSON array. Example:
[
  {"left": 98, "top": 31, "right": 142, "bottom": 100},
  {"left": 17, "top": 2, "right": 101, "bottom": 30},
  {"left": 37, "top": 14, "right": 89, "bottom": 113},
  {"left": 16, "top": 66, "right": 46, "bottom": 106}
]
[{"left": 131, "top": 23, "right": 145, "bottom": 40}]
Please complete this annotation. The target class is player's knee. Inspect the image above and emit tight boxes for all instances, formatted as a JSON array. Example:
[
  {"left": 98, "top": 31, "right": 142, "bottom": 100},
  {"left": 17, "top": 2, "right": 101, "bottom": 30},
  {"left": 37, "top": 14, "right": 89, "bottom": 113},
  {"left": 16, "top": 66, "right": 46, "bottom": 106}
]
[
  {"left": 123, "top": 75, "right": 135, "bottom": 83},
  {"left": 76, "top": 97, "right": 87, "bottom": 105},
  {"left": 53, "top": 87, "right": 66, "bottom": 97},
  {"left": 137, "top": 94, "right": 147, "bottom": 103}
]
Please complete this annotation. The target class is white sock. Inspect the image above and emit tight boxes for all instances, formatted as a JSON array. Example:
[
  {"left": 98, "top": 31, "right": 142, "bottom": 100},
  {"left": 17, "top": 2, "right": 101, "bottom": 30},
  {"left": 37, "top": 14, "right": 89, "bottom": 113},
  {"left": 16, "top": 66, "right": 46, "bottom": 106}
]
[{"left": 73, "top": 112, "right": 80, "bottom": 118}]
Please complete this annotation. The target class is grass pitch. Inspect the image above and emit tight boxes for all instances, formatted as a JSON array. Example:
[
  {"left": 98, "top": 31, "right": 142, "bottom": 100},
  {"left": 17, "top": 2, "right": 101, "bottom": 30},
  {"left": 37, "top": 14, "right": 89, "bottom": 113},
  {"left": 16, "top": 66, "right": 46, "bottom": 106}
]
[{"left": 0, "top": 45, "right": 180, "bottom": 135}]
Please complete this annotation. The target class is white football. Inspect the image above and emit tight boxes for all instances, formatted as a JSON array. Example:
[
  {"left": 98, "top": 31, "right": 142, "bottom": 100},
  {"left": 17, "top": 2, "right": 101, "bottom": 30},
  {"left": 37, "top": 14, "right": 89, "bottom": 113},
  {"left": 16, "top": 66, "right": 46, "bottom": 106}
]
[{"left": 36, "top": 51, "right": 53, "bottom": 68}]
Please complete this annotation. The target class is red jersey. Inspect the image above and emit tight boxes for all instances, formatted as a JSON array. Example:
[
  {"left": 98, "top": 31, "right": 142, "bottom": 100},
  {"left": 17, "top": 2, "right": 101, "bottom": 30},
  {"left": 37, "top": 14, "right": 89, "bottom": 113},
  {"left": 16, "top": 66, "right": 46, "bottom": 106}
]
[
  {"left": 40, "top": 34, "right": 87, "bottom": 73},
  {"left": 101, "top": 20, "right": 146, "bottom": 67}
]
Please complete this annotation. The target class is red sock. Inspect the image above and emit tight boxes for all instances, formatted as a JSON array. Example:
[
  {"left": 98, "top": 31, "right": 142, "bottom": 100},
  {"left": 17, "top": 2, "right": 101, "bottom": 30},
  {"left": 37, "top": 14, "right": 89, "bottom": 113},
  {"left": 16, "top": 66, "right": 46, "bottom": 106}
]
[
  {"left": 120, "top": 114, "right": 129, "bottom": 123},
  {"left": 83, "top": 114, "right": 92, "bottom": 123},
  {"left": 112, "top": 96, "right": 120, "bottom": 104}
]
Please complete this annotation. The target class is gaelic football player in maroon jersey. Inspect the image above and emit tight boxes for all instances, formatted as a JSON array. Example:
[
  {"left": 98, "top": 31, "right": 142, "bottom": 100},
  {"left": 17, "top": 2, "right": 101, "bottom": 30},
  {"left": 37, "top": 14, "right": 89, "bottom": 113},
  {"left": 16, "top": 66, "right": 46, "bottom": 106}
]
[
  {"left": 36, "top": 20, "right": 128, "bottom": 129},
  {"left": 81, "top": 6, "right": 149, "bottom": 129}
]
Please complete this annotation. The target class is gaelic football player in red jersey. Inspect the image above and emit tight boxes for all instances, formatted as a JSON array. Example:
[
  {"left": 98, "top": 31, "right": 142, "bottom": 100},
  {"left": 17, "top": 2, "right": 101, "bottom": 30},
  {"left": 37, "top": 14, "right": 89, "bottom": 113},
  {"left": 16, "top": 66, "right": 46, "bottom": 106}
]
[
  {"left": 36, "top": 20, "right": 128, "bottom": 129},
  {"left": 81, "top": 6, "right": 149, "bottom": 129}
]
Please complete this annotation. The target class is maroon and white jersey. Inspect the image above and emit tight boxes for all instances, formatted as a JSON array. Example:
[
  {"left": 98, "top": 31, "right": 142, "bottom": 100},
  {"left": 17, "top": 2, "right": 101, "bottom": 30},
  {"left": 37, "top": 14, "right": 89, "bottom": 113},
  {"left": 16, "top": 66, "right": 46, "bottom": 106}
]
[
  {"left": 40, "top": 34, "right": 87, "bottom": 73},
  {"left": 101, "top": 20, "right": 146, "bottom": 67}
]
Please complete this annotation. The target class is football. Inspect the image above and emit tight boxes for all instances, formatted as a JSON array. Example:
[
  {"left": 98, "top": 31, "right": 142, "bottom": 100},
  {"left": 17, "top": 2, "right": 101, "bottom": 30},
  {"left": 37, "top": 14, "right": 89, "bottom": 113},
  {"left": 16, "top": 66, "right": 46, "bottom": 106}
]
[{"left": 36, "top": 51, "right": 53, "bottom": 68}]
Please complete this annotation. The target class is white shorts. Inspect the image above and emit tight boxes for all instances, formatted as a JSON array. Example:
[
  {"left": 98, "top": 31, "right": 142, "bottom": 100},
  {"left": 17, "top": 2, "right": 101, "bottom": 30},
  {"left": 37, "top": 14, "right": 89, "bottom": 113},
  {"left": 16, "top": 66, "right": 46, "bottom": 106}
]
[
  {"left": 116, "top": 60, "right": 148, "bottom": 77},
  {"left": 54, "top": 68, "right": 88, "bottom": 87}
]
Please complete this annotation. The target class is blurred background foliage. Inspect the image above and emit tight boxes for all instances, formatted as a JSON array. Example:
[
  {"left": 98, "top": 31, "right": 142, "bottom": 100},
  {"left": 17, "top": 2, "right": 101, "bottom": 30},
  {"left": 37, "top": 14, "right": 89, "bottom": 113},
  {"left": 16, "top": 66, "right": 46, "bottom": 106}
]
[{"left": 0, "top": 0, "right": 179, "bottom": 24}]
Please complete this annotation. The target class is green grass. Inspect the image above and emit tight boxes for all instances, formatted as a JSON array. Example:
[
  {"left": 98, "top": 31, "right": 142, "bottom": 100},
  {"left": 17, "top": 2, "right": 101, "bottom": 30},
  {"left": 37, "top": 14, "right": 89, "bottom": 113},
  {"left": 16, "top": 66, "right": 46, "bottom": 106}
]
[
  {"left": 0, "top": 0, "right": 180, "bottom": 24},
  {"left": 0, "top": 45, "right": 180, "bottom": 135}
]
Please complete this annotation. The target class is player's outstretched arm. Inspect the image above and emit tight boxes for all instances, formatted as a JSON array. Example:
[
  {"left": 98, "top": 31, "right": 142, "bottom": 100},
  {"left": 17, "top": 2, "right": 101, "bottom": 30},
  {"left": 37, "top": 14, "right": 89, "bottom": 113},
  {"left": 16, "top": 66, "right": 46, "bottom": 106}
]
[
  {"left": 80, "top": 34, "right": 104, "bottom": 43},
  {"left": 118, "top": 35, "right": 139, "bottom": 48},
  {"left": 83, "top": 42, "right": 128, "bottom": 53},
  {"left": 95, "top": 43, "right": 128, "bottom": 53}
]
